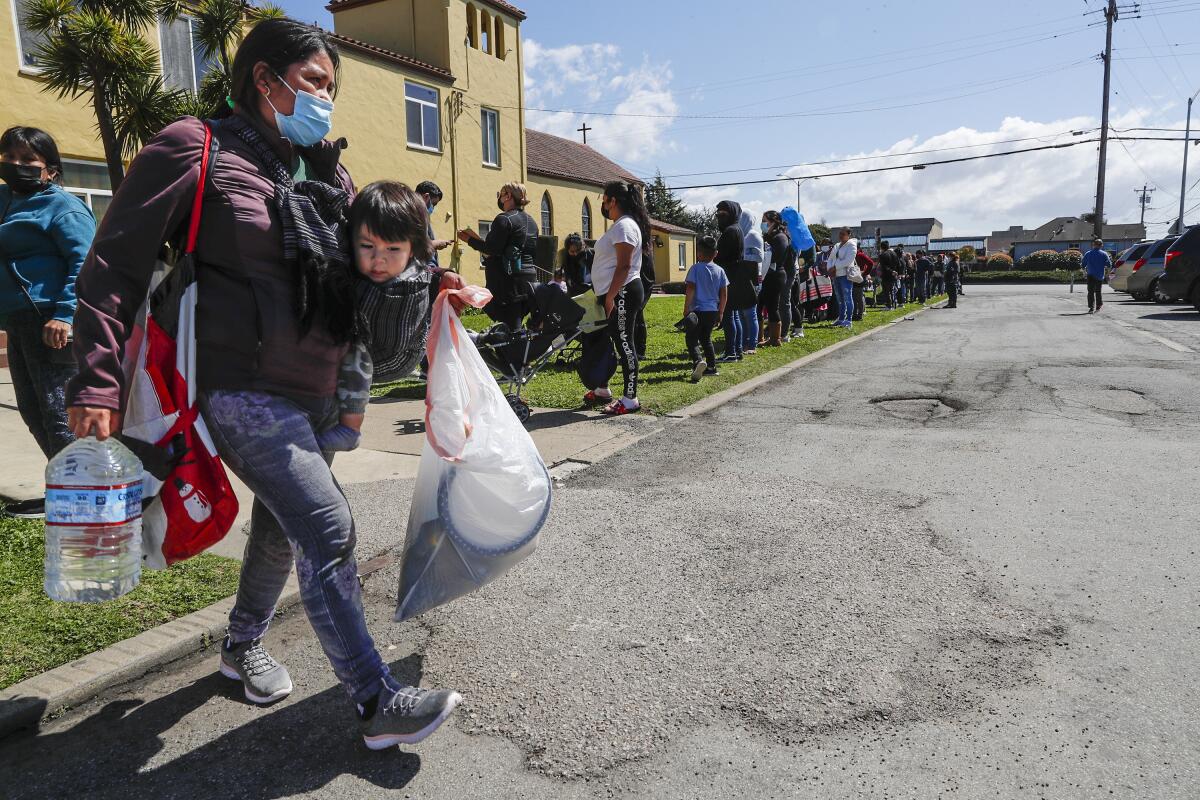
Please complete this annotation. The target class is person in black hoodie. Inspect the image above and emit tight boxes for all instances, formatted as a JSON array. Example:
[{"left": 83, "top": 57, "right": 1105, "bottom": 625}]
[
  {"left": 458, "top": 181, "right": 539, "bottom": 329},
  {"left": 759, "top": 210, "right": 792, "bottom": 346},
  {"left": 714, "top": 200, "right": 746, "bottom": 361}
]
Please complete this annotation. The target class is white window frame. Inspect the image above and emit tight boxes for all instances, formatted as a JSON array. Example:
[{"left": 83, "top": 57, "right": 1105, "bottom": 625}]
[
  {"left": 405, "top": 81, "right": 442, "bottom": 153},
  {"left": 678, "top": 242, "right": 686, "bottom": 269},
  {"left": 61, "top": 158, "right": 113, "bottom": 216},
  {"left": 540, "top": 192, "right": 553, "bottom": 237},
  {"left": 481, "top": 107, "right": 500, "bottom": 167},
  {"left": 11, "top": 0, "right": 45, "bottom": 73},
  {"left": 581, "top": 199, "right": 592, "bottom": 240},
  {"left": 478, "top": 220, "right": 491, "bottom": 238}
]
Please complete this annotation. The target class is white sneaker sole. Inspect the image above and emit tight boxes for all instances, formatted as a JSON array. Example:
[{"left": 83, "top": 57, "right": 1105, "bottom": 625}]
[
  {"left": 362, "top": 691, "right": 464, "bottom": 750},
  {"left": 219, "top": 661, "right": 293, "bottom": 705},
  {"left": 691, "top": 361, "right": 706, "bottom": 382}
]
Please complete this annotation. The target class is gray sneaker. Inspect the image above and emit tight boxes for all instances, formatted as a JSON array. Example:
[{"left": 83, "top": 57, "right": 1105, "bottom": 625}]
[
  {"left": 360, "top": 684, "right": 463, "bottom": 750},
  {"left": 219, "top": 637, "right": 293, "bottom": 704}
]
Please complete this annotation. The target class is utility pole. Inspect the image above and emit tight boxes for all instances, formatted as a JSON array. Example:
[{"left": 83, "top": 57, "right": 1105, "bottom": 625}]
[
  {"left": 1134, "top": 184, "right": 1155, "bottom": 226},
  {"left": 1093, "top": 0, "right": 1118, "bottom": 242}
]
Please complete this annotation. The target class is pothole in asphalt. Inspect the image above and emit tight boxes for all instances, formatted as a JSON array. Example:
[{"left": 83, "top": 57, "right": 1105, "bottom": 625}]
[
  {"left": 869, "top": 394, "right": 968, "bottom": 422},
  {"left": 1055, "top": 387, "right": 1157, "bottom": 416}
]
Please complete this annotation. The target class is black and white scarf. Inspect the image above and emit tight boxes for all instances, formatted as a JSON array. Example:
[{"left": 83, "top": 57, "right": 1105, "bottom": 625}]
[{"left": 221, "top": 115, "right": 357, "bottom": 342}]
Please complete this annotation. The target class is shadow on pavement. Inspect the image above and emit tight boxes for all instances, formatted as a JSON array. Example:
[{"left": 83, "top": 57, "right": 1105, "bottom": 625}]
[
  {"left": 1059, "top": 312, "right": 1093, "bottom": 316},
  {"left": 0, "top": 655, "right": 426, "bottom": 800},
  {"left": 1138, "top": 312, "right": 1199, "bottom": 321}
]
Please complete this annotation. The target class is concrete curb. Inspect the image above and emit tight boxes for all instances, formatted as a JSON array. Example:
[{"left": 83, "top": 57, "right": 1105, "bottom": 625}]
[
  {"left": 0, "top": 577, "right": 301, "bottom": 738},
  {"left": 671, "top": 303, "right": 943, "bottom": 420},
  {"left": 0, "top": 305, "right": 937, "bottom": 738}
]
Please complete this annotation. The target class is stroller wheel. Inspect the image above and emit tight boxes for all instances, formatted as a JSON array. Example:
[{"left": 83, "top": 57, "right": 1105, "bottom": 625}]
[{"left": 506, "top": 394, "right": 533, "bottom": 423}]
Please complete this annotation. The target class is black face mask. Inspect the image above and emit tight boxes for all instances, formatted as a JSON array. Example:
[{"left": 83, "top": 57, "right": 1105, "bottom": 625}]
[{"left": 0, "top": 162, "right": 47, "bottom": 194}]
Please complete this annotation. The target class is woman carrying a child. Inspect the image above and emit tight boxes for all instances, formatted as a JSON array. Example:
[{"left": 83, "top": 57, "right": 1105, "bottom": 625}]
[{"left": 64, "top": 19, "right": 462, "bottom": 750}]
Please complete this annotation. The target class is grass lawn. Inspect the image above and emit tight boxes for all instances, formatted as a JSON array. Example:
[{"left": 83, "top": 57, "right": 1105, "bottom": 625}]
[
  {"left": 0, "top": 516, "right": 242, "bottom": 690},
  {"left": 373, "top": 293, "right": 936, "bottom": 415}
]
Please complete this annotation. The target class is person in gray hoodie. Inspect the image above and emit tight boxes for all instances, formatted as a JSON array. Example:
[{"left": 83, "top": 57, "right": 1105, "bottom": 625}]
[
  {"left": 714, "top": 200, "right": 746, "bottom": 360},
  {"left": 734, "top": 209, "right": 763, "bottom": 354}
]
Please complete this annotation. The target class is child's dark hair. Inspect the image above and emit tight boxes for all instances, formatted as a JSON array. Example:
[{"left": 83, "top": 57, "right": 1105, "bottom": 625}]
[
  {"left": 349, "top": 181, "right": 432, "bottom": 261},
  {"left": 697, "top": 235, "right": 717, "bottom": 257}
]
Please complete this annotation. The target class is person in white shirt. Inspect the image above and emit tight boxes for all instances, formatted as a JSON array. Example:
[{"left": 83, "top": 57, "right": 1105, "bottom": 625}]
[
  {"left": 583, "top": 181, "right": 650, "bottom": 415},
  {"left": 828, "top": 227, "right": 860, "bottom": 329}
]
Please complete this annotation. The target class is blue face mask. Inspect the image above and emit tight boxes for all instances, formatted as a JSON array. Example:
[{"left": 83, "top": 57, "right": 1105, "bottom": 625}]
[
  {"left": 266, "top": 73, "right": 334, "bottom": 146},
  {"left": 760, "top": 222, "right": 770, "bottom": 234}
]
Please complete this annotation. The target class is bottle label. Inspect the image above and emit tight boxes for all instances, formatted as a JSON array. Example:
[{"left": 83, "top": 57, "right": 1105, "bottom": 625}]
[{"left": 45, "top": 482, "right": 144, "bottom": 526}]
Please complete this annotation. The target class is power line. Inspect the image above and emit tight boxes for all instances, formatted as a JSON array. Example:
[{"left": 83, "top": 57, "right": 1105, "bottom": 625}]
[
  {"left": 644, "top": 129, "right": 1098, "bottom": 180},
  {"left": 664, "top": 135, "right": 1199, "bottom": 191}
]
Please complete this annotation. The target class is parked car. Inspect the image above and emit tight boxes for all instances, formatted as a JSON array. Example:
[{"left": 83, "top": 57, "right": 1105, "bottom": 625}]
[
  {"left": 1158, "top": 226, "right": 1200, "bottom": 310},
  {"left": 1126, "top": 236, "right": 1179, "bottom": 302},
  {"left": 1108, "top": 242, "right": 1152, "bottom": 293}
]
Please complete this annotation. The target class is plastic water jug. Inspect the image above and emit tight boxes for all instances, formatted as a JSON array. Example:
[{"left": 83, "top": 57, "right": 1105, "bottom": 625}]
[{"left": 44, "top": 437, "right": 144, "bottom": 603}]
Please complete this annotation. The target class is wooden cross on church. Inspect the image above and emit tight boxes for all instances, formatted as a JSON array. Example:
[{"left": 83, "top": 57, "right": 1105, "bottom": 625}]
[{"left": 577, "top": 123, "right": 592, "bottom": 144}]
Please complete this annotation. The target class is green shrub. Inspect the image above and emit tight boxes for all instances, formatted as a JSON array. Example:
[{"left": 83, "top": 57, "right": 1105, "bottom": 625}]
[
  {"left": 987, "top": 253, "right": 1014, "bottom": 270},
  {"left": 1019, "top": 249, "right": 1082, "bottom": 271}
]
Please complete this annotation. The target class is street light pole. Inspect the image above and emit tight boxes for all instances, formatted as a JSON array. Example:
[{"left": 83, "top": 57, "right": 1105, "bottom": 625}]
[
  {"left": 776, "top": 174, "right": 816, "bottom": 211},
  {"left": 1177, "top": 93, "right": 1197, "bottom": 234}
]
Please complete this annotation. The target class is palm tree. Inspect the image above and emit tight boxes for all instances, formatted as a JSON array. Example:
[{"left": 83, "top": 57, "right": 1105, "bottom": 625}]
[
  {"left": 24, "top": 0, "right": 176, "bottom": 190},
  {"left": 25, "top": 0, "right": 284, "bottom": 191}
]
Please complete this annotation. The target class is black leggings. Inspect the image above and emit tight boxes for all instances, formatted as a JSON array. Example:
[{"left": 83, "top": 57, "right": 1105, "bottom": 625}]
[
  {"left": 760, "top": 269, "right": 785, "bottom": 324},
  {"left": 686, "top": 310, "right": 719, "bottom": 366},
  {"left": 607, "top": 279, "right": 645, "bottom": 400}
]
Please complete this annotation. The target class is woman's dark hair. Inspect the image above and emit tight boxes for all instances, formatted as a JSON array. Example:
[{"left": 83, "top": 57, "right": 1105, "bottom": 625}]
[
  {"left": 762, "top": 210, "right": 787, "bottom": 238},
  {"left": 602, "top": 181, "right": 651, "bottom": 258},
  {"left": 0, "top": 126, "right": 63, "bottom": 182},
  {"left": 221, "top": 18, "right": 341, "bottom": 119},
  {"left": 349, "top": 181, "right": 432, "bottom": 262}
]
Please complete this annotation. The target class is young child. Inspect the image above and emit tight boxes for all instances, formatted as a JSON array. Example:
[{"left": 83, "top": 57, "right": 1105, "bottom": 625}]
[
  {"left": 317, "top": 181, "right": 436, "bottom": 452},
  {"left": 551, "top": 268, "right": 569, "bottom": 293},
  {"left": 683, "top": 235, "right": 728, "bottom": 383}
]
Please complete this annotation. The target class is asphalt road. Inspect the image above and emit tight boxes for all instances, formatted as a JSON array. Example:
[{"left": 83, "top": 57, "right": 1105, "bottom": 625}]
[{"left": 3, "top": 284, "right": 1197, "bottom": 799}]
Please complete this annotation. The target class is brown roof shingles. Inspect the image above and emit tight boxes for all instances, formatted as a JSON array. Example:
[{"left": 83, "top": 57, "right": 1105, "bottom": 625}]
[
  {"left": 650, "top": 218, "right": 696, "bottom": 236},
  {"left": 325, "top": 32, "right": 454, "bottom": 81},
  {"left": 525, "top": 129, "right": 642, "bottom": 189}
]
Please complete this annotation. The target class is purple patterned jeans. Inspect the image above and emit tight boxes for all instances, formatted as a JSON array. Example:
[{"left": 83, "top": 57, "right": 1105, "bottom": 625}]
[{"left": 199, "top": 389, "right": 399, "bottom": 705}]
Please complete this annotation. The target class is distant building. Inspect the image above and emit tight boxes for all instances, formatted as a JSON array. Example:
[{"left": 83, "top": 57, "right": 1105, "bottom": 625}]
[
  {"left": 1010, "top": 217, "right": 1146, "bottom": 261},
  {"left": 928, "top": 236, "right": 988, "bottom": 258},
  {"left": 648, "top": 219, "right": 697, "bottom": 283},
  {"left": 846, "top": 218, "right": 944, "bottom": 252}
]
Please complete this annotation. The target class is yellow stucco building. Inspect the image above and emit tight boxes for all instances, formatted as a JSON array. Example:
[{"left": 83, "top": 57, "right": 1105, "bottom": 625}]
[{"left": 1, "top": 0, "right": 689, "bottom": 284}]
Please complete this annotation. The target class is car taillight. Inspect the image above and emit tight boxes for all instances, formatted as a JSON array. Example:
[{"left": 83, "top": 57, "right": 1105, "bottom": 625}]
[
  {"left": 1132, "top": 258, "right": 1147, "bottom": 272},
  {"left": 1165, "top": 250, "right": 1181, "bottom": 269}
]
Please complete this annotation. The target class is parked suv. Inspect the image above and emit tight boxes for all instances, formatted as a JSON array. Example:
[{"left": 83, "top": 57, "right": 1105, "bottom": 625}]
[
  {"left": 1126, "top": 236, "right": 1178, "bottom": 302},
  {"left": 1158, "top": 226, "right": 1200, "bottom": 310},
  {"left": 1108, "top": 242, "right": 1151, "bottom": 293}
]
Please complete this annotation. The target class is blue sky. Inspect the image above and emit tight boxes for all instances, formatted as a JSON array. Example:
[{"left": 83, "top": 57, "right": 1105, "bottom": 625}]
[{"left": 277, "top": 0, "right": 1200, "bottom": 237}]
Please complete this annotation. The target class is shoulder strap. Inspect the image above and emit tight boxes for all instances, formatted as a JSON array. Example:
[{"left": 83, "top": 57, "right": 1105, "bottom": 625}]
[{"left": 183, "top": 123, "right": 216, "bottom": 256}]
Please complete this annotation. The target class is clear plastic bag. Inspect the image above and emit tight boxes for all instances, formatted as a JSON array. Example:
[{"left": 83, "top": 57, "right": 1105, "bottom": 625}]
[{"left": 395, "top": 286, "right": 552, "bottom": 621}]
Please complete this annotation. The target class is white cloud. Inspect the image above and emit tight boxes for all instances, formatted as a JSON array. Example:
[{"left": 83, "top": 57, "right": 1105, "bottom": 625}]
[
  {"left": 689, "top": 110, "right": 1194, "bottom": 236},
  {"left": 523, "top": 39, "right": 678, "bottom": 164}
]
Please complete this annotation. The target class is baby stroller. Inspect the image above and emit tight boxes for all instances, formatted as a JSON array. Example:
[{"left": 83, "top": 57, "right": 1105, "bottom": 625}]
[{"left": 473, "top": 284, "right": 599, "bottom": 423}]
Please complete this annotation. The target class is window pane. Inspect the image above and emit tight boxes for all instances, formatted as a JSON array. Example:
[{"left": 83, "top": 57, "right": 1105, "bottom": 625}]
[
  {"left": 479, "top": 221, "right": 491, "bottom": 237},
  {"left": 192, "top": 20, "right": 218, "bottom": 87},
  {"left": 160, "top": 18, "right": 197, "bottom": 92},
  {"left": 423, "top": 105, "right": 440, "bottom": 149},
  {"left": 90, "top": 194, "right": 113, "bottom": 222},
  {"left": 60, "top": 161, "right": 111, "bottom": 191},
  {"left": 482, "top": 110, "right": 498, "bottom": 165},
  {"left": 679, "top": 243, "right": 686, "bottom": 267},
  {"left": 406, "top": 100, "right": 422, "bottom": 146},
  {"left": 405, "top": 82, "right": 437, "bottom": 104},
  {"left": 15, "top": 2, "right": 46, "bottom": 68}
]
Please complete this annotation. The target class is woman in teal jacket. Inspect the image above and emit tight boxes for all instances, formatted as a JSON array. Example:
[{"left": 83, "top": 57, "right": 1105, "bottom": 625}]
[{"left": 1, "top": 126, "right": 95, "bottom": 517}]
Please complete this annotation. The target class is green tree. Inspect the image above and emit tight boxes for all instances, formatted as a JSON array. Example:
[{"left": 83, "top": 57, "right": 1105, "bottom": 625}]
[
  {"left": 25, "top": 0, "right": 282, "bottom": 191},
  {"left": 808, "top": 223, "right": 831, "bottom": 244},
  {"left": 644, "top": 170, "right": 688, "bottom": 227},
  {"left": 958, "top": 245, "right": 976, "bottom": 263}
]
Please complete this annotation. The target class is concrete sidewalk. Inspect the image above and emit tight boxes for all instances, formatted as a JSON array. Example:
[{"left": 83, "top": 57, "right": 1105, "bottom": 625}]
[{"left": 0, "top": 370, "right": 662, "bottom": 560}]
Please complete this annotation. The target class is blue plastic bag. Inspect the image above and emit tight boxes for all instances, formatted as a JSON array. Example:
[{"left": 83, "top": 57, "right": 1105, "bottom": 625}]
[{"left": 782, "top": 207, "right": 817, "bottom": 252}]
